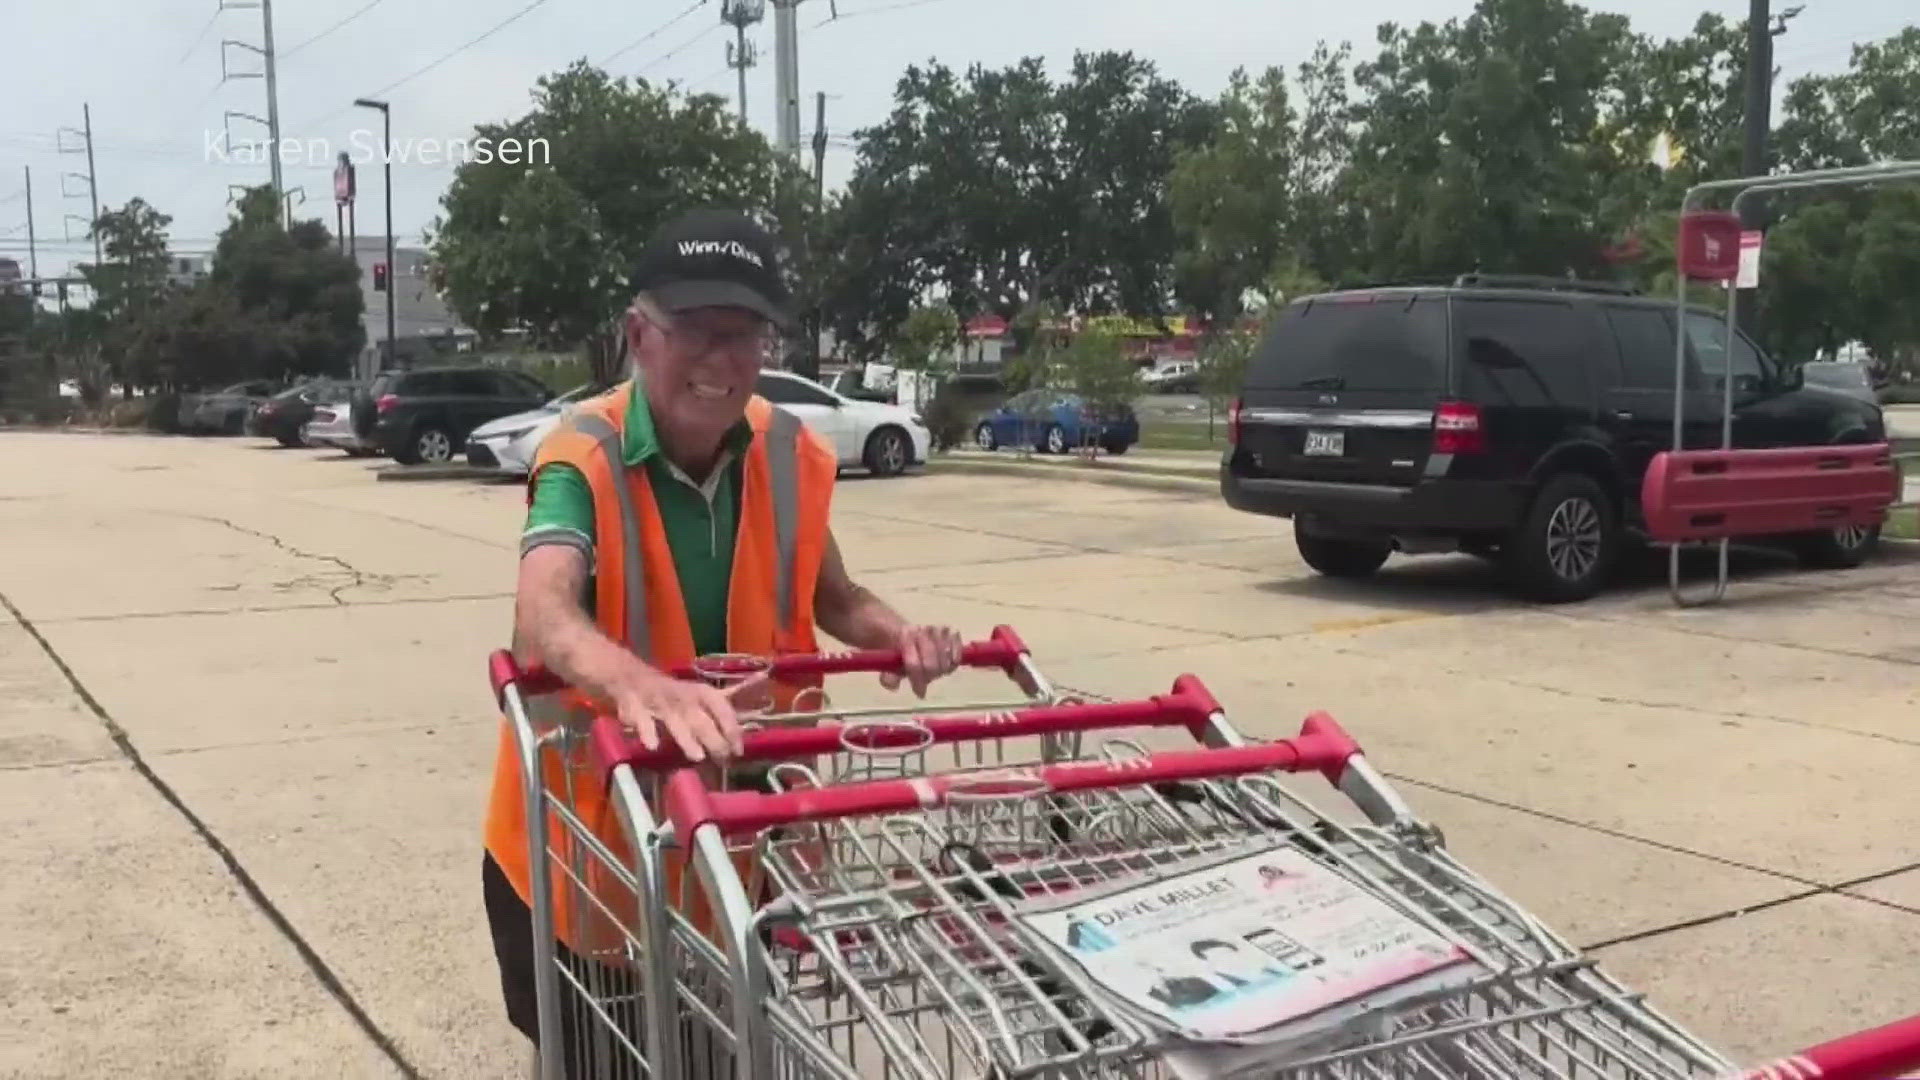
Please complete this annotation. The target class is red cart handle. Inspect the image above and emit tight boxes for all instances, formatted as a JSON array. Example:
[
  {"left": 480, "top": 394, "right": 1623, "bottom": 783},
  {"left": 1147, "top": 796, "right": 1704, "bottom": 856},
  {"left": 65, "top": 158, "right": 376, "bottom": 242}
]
[
  {"left": 1743, "top": 1012, "right": 1920, "bottom": 1080},
  {"left": 590, "top": 674, "right": 1225, "bottom": 773},
  {"left": 662, "top": 710, "right": 1363, "bottom": 840},
  {"left": 487, "top": 625, "right": 1033, "bottom": 709}
]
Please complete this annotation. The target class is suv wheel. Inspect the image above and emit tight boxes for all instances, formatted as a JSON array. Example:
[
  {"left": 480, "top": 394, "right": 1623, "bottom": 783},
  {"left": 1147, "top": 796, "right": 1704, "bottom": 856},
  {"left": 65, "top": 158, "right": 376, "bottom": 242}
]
[
  {"left": 1506, "top": 473, "right": 1618, "bottom": 603},
  {"left": 1294, "top": 526, "right": 1392, "bottom": 579},
  {"left": 1795, "top": 522, "right": 1879, "bottom": 569},
  {"left": 398, "top": 424, "right": 453, "bottom": 465}
]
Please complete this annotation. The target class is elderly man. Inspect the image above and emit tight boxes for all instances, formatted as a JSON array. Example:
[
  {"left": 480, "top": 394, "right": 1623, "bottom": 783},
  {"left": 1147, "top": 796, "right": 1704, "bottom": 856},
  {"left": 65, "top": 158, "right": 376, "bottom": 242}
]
[{"left": 481, "top": 207, "right": 963, "bottom": 1074}]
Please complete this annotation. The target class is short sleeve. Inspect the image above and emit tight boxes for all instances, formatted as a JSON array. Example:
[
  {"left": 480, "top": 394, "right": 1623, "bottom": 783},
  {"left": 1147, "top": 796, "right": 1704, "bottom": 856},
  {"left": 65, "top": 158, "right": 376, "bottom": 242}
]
[{"left": 520, "top": 462, "right": 595, "bottom": 564}]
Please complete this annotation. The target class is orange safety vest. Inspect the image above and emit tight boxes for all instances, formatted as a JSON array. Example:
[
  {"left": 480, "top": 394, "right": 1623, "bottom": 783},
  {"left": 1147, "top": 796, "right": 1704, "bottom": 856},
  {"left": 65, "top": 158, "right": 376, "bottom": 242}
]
[{"left": 482, "top": 381, "right": 838, "bottom": 954}]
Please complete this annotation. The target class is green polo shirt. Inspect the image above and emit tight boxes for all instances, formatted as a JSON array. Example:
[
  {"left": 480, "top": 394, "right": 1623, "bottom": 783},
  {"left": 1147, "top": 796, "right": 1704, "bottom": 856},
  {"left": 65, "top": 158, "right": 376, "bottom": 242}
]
[{"left": 520, "top": 386, "right": 752, "bottom": 657}]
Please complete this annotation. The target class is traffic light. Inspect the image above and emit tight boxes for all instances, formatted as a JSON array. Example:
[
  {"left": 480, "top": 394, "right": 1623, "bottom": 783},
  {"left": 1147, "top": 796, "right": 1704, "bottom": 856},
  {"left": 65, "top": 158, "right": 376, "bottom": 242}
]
[{"left": 372, "top": 262, "right": 388, "bottom": 292}]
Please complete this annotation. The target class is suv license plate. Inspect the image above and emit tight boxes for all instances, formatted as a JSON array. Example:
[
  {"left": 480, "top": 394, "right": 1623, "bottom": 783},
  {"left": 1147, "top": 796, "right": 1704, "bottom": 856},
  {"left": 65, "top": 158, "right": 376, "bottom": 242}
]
[{"left": 1303, "top": 430, "right": 1345, "bottom": 456}]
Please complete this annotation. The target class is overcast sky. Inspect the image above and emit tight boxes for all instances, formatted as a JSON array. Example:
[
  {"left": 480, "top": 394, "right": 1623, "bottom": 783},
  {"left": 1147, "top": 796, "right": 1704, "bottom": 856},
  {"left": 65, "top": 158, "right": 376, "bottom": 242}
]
[{"left": 2, "top": 0, "right": 1909, "bottom": 278}]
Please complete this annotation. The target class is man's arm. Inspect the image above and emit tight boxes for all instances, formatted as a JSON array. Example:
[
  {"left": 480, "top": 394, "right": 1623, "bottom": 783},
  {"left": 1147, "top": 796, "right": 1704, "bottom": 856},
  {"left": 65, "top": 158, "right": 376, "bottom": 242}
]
[
  {"left": 812, "top": 527, "right": 911, "bottom": 651},
  {"left": 512, "top": 466, "right": 740, "bottom": 760},
  {"left": 813, "top": 527, "right": 960, "bottom": 695},
  {"left": 513, "top": 544, "right": 640, "bottom": 701}
]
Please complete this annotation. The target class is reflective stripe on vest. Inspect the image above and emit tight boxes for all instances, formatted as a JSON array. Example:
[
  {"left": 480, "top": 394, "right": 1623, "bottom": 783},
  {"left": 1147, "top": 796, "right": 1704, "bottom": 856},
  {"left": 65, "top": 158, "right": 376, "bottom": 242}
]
[
  {"left": 569, "top": 410, "right": 651, "bottom": 659},
  {"left": 766, "top": 407, "right": 802, "bottom": 628},
  {"left": 574, "top": 400, "right": 807, "bottom": 641}
]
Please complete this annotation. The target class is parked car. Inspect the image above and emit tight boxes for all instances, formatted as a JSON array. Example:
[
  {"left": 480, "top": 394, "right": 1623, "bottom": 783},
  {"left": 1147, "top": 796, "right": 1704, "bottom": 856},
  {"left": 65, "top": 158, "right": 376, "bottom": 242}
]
[
  {"left": 754, "top": 369, "right": 931, "bottom": 476},
  {"left": 466, "top": 383, "right": 608, "bottom": 475},
  {"left": 353, "top": 366, "right": 553, "bottom": 465},
  {"left": 302, "top": 397, "right": 380, "bottom": 457},
  {"left": 972, "top": 389, "right": 1141, "bottom": 455},
  {"left": 1799, "top": 360, "right": 1878, "bottom": 406},
  {"left": 249, "top": 377, "right": 360, "bottom": 447},
  {"left": 1142, "top": 360, "right": 1201, "bottom": 394},
  {"left": 1220, "top": 276, "right": 1887, "bottom": 602},
  {"left": 182, "top": 380, "right": 280, "bottom": 434}
]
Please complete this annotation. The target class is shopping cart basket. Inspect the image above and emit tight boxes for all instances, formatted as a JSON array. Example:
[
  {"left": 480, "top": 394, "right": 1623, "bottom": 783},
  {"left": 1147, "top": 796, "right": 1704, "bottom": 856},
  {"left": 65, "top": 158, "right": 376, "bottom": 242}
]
[
  {"left": 592, "top": 673, "right": 1920, "bottom": 1080},
  {"left": 489, "top": 626, "right": 1065, "bottom": 1079}
]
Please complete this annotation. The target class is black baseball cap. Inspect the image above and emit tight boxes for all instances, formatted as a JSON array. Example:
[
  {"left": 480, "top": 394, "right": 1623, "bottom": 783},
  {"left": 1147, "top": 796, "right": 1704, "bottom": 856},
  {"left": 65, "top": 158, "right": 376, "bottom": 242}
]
[{"left": 630, "top": 208, "right": 793, "bottom": 330}]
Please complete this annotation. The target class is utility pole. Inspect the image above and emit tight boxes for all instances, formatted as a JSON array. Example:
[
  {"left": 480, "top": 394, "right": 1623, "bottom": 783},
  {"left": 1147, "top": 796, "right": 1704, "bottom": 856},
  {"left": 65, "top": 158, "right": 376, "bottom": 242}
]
[
  {"left": 1737, "top": 0, "right": 1801, "bottom": 337},
  {"left": 354, "top": 98, "right": 396, "bottom": 374},
  {"left": 720, "top": 0, "right": 765, "bottom": 125},
  {"left": 22, "top": 167, "right": 37, "bottom": 282},
  {"left": 220, "top": 0, "right": 284, "bottom": 214},
  {"left": 812, "top": 91, "right": 827, "bottom": 203},
  {"left": 260, "top": 0, "right": 283, "bottom": 211},
  {"left": 771, "top": 0, "right": 802, "bottom": 158},
  {"left": 56, "top": 107, "right": 103, "bottom": 268}
]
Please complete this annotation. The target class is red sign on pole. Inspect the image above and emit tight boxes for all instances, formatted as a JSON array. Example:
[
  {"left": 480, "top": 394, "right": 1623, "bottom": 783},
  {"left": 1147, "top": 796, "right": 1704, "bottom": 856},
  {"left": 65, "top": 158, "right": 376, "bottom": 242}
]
[
  {"left": 1677, "top": 210, "right": 1742, "bottom": 281},
  {"left": 333, "top": 152, "right": 357, "bottom": 206}
]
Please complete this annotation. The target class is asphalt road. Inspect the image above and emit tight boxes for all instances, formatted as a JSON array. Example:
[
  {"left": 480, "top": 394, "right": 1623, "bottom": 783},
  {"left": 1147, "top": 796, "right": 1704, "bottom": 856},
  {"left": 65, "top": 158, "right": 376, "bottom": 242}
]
[{"left": 4, "top": 432, "right": 1920, "bottom": 1078}]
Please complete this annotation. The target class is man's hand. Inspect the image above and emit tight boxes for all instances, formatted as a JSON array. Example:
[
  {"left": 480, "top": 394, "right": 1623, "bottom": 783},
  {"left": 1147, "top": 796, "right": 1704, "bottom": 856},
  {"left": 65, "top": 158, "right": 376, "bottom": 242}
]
[
  {"left": 606, "top": 662, "right": 752, "bottom": 762},
  {"left": 878, "top": 624, "right": 964, "bottom": 698}
]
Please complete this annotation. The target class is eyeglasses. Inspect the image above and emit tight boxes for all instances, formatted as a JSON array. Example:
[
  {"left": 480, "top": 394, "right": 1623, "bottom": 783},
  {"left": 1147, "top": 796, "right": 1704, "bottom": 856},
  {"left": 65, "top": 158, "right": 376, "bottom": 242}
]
[{"left": 638, "top": 307, "right": 774, "bottom": 359}]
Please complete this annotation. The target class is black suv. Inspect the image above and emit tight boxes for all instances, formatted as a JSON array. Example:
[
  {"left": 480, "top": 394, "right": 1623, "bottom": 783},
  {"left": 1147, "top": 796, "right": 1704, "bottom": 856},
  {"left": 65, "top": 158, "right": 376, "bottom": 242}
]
[
  {"left": 1221, "top": 276, "right": 1887, "bottom": 602},
  {"left": 355, "top": 365, "right": 553, "bottom": 464}
]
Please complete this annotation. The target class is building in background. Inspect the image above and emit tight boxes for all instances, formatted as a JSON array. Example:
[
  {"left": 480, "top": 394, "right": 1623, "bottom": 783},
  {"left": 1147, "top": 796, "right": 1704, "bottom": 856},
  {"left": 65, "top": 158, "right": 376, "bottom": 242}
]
[
  {"left": 166, "top": 254, "right": 211, "bottom": 289},
  {"left": 351, "top": 237, "right": 471, "bottom": 375}
]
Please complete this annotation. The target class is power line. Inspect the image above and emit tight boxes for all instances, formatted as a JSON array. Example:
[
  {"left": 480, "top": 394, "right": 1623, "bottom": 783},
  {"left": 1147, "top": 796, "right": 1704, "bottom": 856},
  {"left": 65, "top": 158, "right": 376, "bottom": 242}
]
[
  {"left": 637, "top": 22, "right": 721, "bottom": 75},
  {"left": 598, "top": 0, "right": 705, "bottom": 68},
  {"left": 808, "top": 0, "right": 950, "bottom": 32},
  {"left": 301, "top": 0, "right": 563, "bottom": 128},
  {"left": 176, "top": 5, "right": 224, "bottom": 65},
  {"left": 281, "top": 0, "right": 392, "bottom": 61}
]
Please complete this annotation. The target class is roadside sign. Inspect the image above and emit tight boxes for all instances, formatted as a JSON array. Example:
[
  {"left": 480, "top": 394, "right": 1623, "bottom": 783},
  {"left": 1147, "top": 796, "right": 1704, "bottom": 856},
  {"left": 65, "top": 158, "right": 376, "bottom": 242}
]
[
  {"left": 1736, "top": 230, "right": 1763, "bottom": 289},
  {"left": 334, "top": 152, "right": 356, "bottom": 206},
  {"left": 1677, "top": 210, "right": 1742, "bottom": 281}
]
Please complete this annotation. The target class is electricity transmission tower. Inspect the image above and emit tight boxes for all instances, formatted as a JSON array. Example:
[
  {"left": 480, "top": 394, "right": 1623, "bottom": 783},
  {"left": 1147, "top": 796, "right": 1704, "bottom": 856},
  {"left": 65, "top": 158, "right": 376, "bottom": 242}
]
[
  {"left": 217, "top": 0, "right": 286, "bottom": 222},
  {"left": 721, "top": 0, "right": 765, "bottom": 125},
  {"left": 55, "top": 105, "right": 101, "bottom": 268}
]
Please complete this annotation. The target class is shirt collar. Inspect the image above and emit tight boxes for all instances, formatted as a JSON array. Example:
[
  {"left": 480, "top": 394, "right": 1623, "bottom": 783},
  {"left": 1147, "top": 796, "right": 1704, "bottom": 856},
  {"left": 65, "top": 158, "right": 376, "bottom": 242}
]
[{"left": 622, "top": 375, "right": 754, "bottom": 469}]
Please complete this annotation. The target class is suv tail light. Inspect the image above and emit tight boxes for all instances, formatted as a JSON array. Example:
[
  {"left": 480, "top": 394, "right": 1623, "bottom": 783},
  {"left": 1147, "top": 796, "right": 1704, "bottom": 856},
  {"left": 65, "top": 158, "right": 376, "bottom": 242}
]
[
  {"left": 1432, "top": 401, "right": 1484, "bottom": 454},
  {"left": 375, "top": 393, "right": 399, "bottom": 415},
  {"left": 1227, "top": 398, "right": 1244, "bottom": 445}
]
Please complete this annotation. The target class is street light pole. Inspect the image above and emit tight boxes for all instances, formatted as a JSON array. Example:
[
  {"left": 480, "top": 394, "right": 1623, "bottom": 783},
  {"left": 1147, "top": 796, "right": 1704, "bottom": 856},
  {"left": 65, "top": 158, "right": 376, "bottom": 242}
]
[{"left": 354, "top": 97, "right": 396, "bottom": 373}]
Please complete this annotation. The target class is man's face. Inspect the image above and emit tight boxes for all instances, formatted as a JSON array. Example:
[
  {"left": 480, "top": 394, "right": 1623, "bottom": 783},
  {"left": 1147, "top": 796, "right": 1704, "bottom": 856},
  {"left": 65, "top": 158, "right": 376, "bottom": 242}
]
[{"left": 631, "top": 301, "right": 772, "bottom": 446}]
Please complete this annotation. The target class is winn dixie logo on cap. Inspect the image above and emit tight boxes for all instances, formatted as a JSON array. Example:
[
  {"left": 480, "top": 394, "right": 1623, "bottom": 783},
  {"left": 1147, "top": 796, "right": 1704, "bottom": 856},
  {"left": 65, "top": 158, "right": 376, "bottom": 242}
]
[{"left": 676, "top": 239, "right": 765, "bottom": 267}]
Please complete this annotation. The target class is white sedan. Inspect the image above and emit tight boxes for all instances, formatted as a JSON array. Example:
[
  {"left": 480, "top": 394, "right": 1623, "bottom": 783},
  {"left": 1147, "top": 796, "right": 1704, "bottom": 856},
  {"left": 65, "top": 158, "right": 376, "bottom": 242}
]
[
  {"left": 465, "top": 372, "right": 931, "bottom": 478},
  {"left": 753, "top": 369, "right": 930, "bottom": 476},
  {"left": 465, "top": 383, "right": 603, "bottom": 475}
]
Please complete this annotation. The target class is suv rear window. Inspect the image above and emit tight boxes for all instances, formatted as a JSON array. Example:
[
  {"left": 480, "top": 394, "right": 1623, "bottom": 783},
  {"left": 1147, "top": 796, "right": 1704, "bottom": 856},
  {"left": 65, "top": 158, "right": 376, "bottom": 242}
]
[
  {"left": 1454, "top": 297, "right": 1595, "bottom": 408},
  {"left": 1245, "top": 295, "right": 1447, "bottom": 392}
]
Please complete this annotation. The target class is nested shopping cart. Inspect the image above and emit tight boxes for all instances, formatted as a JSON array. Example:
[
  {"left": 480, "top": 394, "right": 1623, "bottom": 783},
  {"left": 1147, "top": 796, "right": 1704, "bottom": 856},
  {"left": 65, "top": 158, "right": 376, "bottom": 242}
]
[
  {"left": 490, "top": 632, "right": 1920, "bottom": 1080},
  {"left": 491, "top": 626, "right": 1068, "bottom": 1078}
]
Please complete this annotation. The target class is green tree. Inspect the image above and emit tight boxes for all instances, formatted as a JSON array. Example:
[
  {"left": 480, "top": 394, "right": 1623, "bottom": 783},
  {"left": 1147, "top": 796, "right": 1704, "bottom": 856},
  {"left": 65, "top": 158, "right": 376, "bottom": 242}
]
[
  {"left": 77, "top": 197, "right": 176, "bottom": 397},
  {"left": 205, "top": 185, "right": 365, "bottom": 385},
  {"left": 1343, "top": 0, "right": 1644, "bottom": 283},
  {"left": 1171, "top": 45, "right": 1354, "bottom": 322},
  {"left": 890, "top": 303, "right": 961, "bottom": 371},
  {"left": 1850, "top": 187, "right": 1920, "bottom": 379},
  {"left": 829, "top": 52, "right": 1215, "bottom": 353},
  {"left": 429, "top": 62, "right": 800, "bottom": 386},
  {"left": 1051, "top": 326, "right": 1140, "bottom": 444}
]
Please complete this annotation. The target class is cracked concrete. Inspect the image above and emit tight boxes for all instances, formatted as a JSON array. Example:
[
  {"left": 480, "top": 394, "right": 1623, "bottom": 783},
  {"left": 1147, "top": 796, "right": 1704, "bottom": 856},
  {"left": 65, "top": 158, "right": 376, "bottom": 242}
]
[{"left": 3, "top": 432, "right": 1919, "bottom": 1077}]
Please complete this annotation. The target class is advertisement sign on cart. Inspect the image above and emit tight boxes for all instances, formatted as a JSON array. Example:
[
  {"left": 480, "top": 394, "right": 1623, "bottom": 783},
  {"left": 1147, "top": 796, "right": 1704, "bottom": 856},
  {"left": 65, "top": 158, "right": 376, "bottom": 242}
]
[{"left": 1016, "top": 844, "right": 1485, "bottom": 1070}]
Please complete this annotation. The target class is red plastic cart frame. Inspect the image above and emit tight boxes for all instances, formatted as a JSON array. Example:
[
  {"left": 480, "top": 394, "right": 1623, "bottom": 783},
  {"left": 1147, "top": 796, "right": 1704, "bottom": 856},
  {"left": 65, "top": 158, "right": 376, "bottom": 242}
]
[{"left": 1664, "top": 161, "right": 1920, "bottom": 607}]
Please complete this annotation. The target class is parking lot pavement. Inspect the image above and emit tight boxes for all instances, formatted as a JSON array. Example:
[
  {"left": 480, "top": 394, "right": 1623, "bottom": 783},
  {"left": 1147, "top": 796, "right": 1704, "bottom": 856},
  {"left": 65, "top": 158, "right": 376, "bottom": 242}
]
[{"left": 4, "top": 431, "right": 1919, "bottom": 1076}]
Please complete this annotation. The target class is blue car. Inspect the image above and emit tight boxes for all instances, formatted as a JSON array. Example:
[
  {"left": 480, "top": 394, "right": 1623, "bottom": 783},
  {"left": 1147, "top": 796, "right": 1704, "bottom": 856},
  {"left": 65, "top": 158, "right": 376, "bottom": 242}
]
[{"left": 973, "top": 389, "right": 1141, "bottom": 455}]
